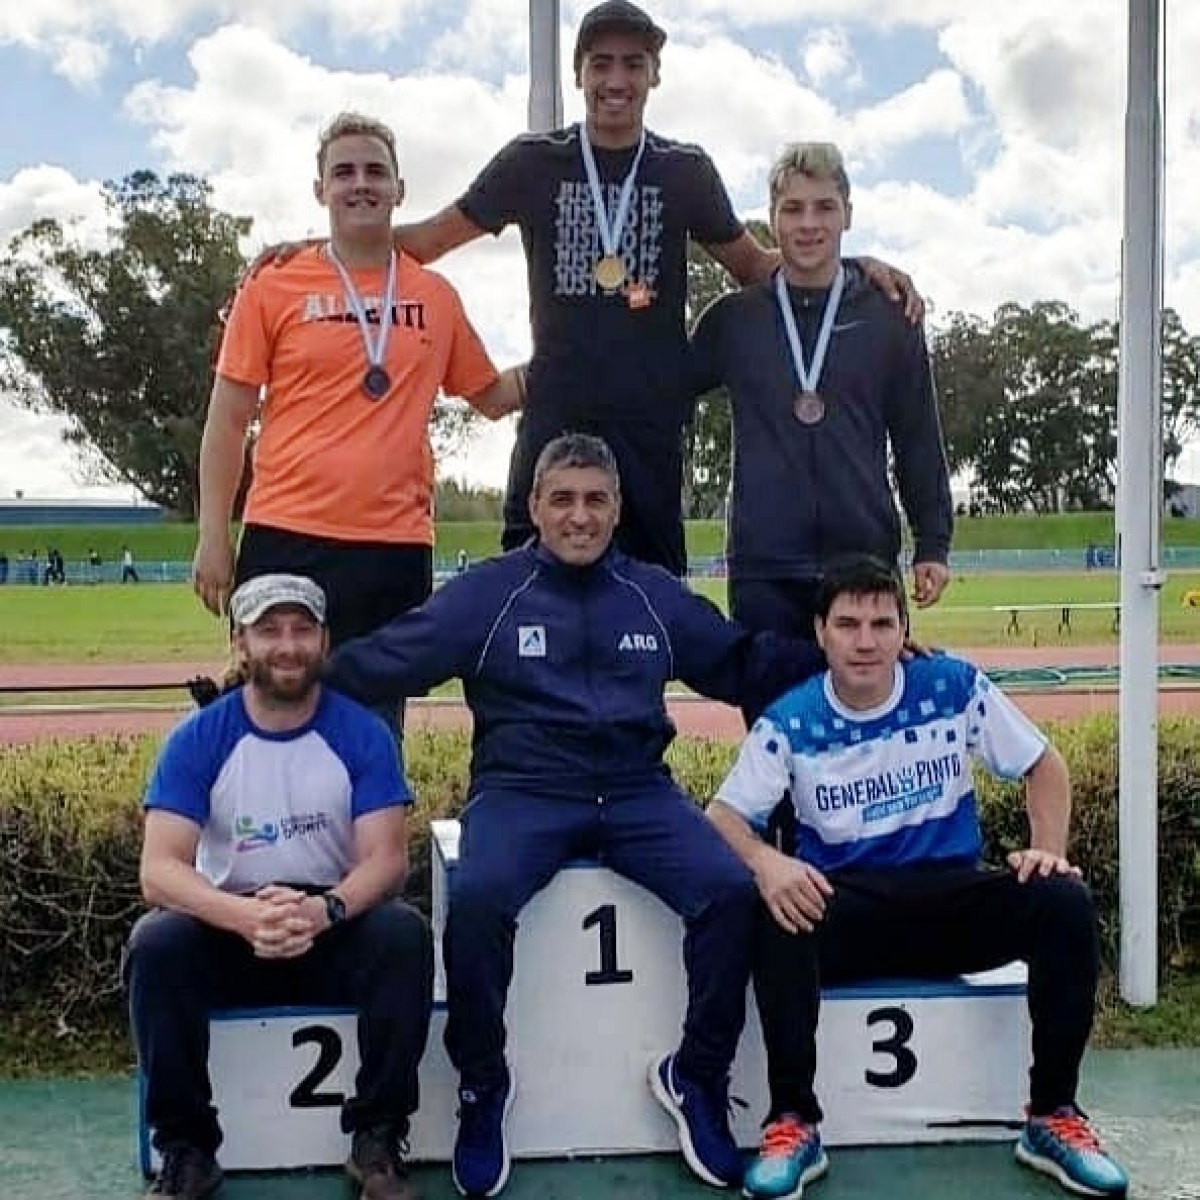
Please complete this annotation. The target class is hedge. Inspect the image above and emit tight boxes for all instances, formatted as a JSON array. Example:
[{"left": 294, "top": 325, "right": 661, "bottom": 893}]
[{"left": 1, "top": 717, "right": 1196, "bottom": 1053}]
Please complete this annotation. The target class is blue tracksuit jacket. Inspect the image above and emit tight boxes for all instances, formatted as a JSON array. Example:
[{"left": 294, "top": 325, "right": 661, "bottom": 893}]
[{"left": 326, "top": 543, "right": 823, "bottom": 794}]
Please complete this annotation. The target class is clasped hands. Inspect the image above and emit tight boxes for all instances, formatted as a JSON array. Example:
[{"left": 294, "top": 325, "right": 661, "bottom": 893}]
[{"left": 242, "top": 884, "right": 327, "bottom": 959}]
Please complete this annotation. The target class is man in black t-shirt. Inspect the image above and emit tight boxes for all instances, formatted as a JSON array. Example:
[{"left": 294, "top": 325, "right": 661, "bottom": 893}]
[{"left": 390, "top": 2, "right": 918, "bottom": 575}]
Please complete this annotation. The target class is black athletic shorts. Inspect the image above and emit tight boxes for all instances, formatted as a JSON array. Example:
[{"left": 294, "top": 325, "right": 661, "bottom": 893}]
[{"left": 234, "top": 523, "right": 432, "bottom": 649}]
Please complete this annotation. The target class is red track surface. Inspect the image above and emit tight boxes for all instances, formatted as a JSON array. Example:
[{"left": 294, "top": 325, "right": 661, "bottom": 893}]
[{"left": 2, "top": 645, "right": 1198, "bottom": 745}]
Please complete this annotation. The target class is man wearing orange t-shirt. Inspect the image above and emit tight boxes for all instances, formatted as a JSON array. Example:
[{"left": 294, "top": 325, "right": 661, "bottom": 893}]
[{"left": 194, "top": 113, "right": 522, "bottom": 686}]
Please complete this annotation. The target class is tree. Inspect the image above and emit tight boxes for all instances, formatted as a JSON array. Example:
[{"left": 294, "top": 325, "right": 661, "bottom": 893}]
[
  {"left": 1160, "top": 307, "right": 1200, "bottom": 473},
  {"left": 931, "top": 302, "right": 1119, "bottom": 512},
  {"left": 0, "top": 171, "right": 250, "bottom": 517},
  {"left": 927, "top": 311, "right": 1003, "bottom": 481}
]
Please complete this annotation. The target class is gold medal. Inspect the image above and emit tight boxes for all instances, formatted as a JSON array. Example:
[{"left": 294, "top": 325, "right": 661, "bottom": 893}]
[
  {"left": 594, "top": 255, "right": 626, "bottom": 292},
  {"left": 793, "top": 390, "right": 825, "bottom": 425}
]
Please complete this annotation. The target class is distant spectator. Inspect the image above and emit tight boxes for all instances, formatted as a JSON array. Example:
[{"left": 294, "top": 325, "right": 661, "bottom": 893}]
[
  {"left": 456, "top": 548, "right": 469, "bottom": 575},
  {"left": 88, "top": 547, "right": 102, "bottom": 585},
  {"left": 47, "top": 547, "right": 65, "bottom": 585},
  {"left": 122, "top": 546, "right": 140, "bottom": 584},
  {"left": 0, "top": 551, "right": 8, "bottom": 585}
]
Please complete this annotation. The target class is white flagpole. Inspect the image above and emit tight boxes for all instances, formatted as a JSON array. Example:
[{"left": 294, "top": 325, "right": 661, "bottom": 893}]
[{"left": 1116, "top": 0, "right": 1164, "bottom": 1007}]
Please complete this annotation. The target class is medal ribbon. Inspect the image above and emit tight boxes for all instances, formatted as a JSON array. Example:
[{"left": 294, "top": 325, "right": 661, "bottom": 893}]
[
  {"left": 579, "top": 123, "right": 647, "bottom": 263},
  {"left": 326, "top": 245, "right": 397, "bottom": 378},
  {"left": 774, "top": 264, "right": 845, "bottom": 394}
]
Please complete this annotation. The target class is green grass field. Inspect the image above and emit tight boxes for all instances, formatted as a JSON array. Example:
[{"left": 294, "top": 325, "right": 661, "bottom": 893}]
[
  {"left": 1, "top": 569, "right": 1198, "bottom": 665},
  {"left": 4, "top": 512, "right": 1200, "bottom": 563}
]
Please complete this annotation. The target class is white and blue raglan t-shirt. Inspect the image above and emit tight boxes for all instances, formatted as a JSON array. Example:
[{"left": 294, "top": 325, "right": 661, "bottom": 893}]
[
  {"left": 144, "top": 687, "right": 411, "bottom": 893},
  {"left": 717, "top": 655, "right": 1048, "bottom": 873}
]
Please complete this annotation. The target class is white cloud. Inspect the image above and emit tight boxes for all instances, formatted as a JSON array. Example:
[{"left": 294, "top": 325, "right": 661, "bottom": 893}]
[
  {"left": 850, "top": 69, "right": 971, "bottom": 162},
  {"left": 801, "top": 28, "right": 860, "bottom": 91},
  {"left": 3, "top": 2, "right": 1199, "bottom": 492},
  {"left": 0, "top": 166, "right": 108, "bottom": 248},
  {"left": 51, "top": 35, "right": 111, "bottom": 87},
  {"left": 0, "top": 0, "right": 443, "bottom": 58},
  {"left": 124, "top": 24, "right": 527, "bottom": 242}
]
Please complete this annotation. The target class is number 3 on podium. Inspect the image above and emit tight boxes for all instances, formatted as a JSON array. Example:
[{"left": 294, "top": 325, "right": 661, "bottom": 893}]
[{"left": 865, "top": 1006, "right": 917, "bottom": 1088}]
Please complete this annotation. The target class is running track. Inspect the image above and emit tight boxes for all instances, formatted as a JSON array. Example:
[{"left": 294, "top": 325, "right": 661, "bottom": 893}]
[{"left": 2, "top": 644, "right": 1198, "bottom": 745}]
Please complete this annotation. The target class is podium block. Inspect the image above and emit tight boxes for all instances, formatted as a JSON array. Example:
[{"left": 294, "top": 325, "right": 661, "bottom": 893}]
[
  {"left": 430, "top": 821, "right": 1030, "bottom": 1154},
  {"left": 140, "top": 819, "right": 1031, "bottom": 1173}
]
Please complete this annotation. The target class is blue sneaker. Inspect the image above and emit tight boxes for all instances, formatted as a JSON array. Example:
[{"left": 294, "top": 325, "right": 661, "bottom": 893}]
[
  {"left": 1015, "top": 1107, "right": 1129, "bottom": 1197},
  {"left": 742, "top": 1114, "right": 828, "bottom": 1199},
  {"left": 452, "top": 1066, "right": 516, "bottom": 1197},
  {"left": 648, "top": 1052, "right": 743, "bottom": 1187}
]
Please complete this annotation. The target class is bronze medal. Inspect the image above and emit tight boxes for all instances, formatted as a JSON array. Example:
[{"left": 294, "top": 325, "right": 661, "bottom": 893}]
[
  {"left": 363, "top": 365, "right": 391, "bottom": 400},
  {"left": 625, "top": 280, "right": 652, "bottom": 310},
  {"left": 594, "top": 255, "right": 626, "bottom": 292},
  {"left": 793, "top": 390, "right": 825, "bottom": 425}
]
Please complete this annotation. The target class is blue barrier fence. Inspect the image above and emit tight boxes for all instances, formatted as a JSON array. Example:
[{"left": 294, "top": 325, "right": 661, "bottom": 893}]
[{"left": 2, "top": 546, "right": 1200, "bottom": 587}]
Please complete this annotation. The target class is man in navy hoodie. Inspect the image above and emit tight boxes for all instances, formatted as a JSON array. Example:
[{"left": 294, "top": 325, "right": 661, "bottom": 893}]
[
  {"left": 691, "top": 141, "right": 952, "bottom": 651},
  {"left": 326, "top": 432, "right": 824, "bottom": 1198}
]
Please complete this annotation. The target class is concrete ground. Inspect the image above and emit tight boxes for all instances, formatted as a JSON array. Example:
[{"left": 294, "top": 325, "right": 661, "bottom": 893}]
[{"left": 1, "top": 1050, "right": 1196, "bottom": 1200}]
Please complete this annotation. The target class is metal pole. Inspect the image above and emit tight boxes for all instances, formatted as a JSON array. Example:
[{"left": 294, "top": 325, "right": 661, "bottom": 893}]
[
  {"left": 528, "top": 0, "right": 563, "bottom": 132},
  {"left": 1116, "top": 0, "right": 1164, "bottom": 1007}
]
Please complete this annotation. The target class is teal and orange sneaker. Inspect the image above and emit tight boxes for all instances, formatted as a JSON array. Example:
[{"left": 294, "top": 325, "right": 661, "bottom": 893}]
[
  {"left": 1015, "top": 1106, "right": 1129, "bottom": 1197},
  {"left": 741, "top": 1113, "right": 828, "bottom": 1200}
]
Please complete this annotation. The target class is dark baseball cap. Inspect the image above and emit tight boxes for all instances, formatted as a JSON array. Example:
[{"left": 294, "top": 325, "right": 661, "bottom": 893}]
[{"left": 574, "top": 1, "right": 667, "bottom": 71}]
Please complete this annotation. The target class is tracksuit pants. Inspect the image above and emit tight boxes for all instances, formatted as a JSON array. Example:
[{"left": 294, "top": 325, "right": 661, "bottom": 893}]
[{"left": 443, "top": 783, "right": 758, "bottom": 1089}]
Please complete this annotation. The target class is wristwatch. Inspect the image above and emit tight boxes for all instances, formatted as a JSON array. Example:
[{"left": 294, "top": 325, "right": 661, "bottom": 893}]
[{"left": 322, "top": 891, "right": 347, "bottom": 926}]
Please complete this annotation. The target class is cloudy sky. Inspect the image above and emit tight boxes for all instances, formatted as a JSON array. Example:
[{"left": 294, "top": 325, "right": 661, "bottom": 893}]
[{"left": 1, "top": 0, "right": 1198, "bottom": 500}]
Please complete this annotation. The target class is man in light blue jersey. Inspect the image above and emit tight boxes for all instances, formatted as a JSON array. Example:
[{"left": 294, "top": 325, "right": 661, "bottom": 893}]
[
  {"left": 124, "top": 573, "right": 432, "bottom": 1200},
  {"left": 708, "top": 555, "right": 1129, "bottom": 1200}
]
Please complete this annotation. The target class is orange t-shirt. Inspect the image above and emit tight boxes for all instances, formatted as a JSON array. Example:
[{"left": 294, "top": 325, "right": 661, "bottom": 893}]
[{"left": 217, "top": 246, "right": 499, "bottom": 545}]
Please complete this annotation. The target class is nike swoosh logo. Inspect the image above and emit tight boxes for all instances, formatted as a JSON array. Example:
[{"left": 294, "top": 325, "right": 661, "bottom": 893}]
[{"left": 832, "top": 320, "right": 865, "bottom": 332}]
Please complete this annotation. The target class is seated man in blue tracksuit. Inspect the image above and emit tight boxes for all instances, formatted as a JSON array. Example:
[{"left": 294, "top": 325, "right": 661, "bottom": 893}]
[{"left": 325, "top": 432, "right": 825, "bottom": 1198}]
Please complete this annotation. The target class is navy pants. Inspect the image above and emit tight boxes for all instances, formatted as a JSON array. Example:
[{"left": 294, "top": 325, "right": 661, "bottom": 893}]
[
  {"left": 444, "top": 783, "right": 758, "bottom": 1088},
  {"left": 125, "top": 902, "right": 433, "bottom": 1156},
  {"left": 752, "top": 866, "right": 1101, "bottom": 1124}
]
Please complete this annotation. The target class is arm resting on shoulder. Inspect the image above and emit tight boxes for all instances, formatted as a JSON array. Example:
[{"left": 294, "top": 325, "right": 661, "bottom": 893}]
[
  {"left": 394, "top": 204, "right": 486, "bottom": 264},
  {"left": 669, "top": 585, "right": 824, "bottom": 713},
  {"left": 324, "top": 580, "right": 478, "bottom": 704},
  {"left": 703, "top": 231, "right": 779, "bottom": 286},
  {"left": 856, "top": 257, "right": 925, "bottom": 322}
]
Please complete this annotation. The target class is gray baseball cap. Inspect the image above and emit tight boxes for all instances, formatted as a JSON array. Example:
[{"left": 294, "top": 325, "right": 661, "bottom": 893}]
[{"left": 229, "top": 574, "right": 326, "bottom": 626}]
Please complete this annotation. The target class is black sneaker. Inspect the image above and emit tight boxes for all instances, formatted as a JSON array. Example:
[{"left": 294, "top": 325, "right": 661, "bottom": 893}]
[
  {"left": 144, "top": 1144, "right": 223, "bottom": 1200},
  {"left": 347, "top": 1124, "right": 422, "bottom": 1200}
]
